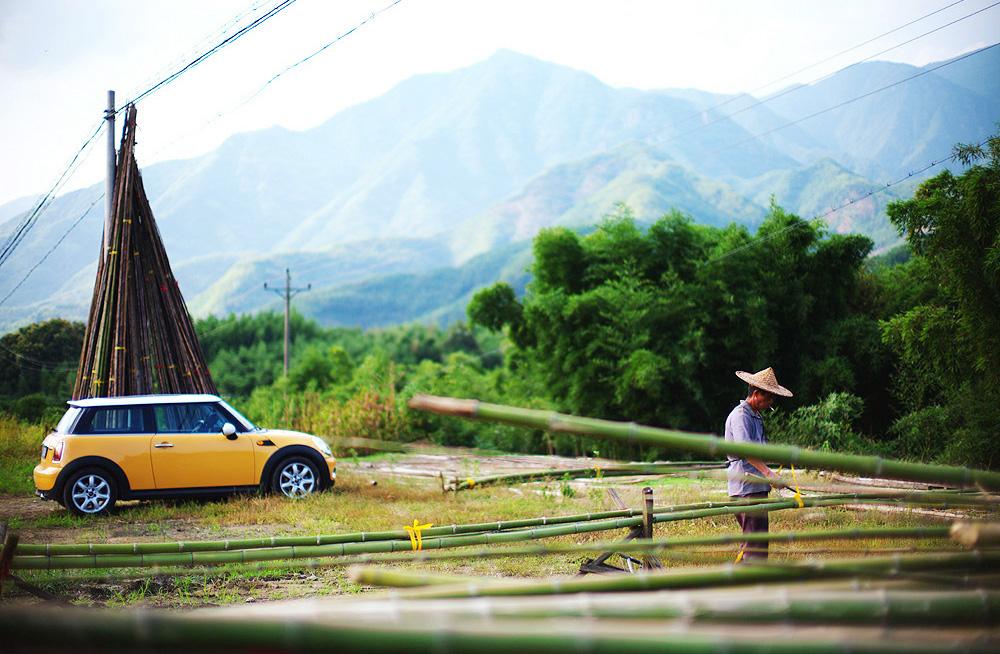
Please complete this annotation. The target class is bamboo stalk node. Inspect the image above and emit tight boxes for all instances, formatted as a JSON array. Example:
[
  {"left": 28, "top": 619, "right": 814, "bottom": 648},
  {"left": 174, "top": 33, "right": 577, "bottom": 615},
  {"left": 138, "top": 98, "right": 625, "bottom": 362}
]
[
  {"left": 407, "top": 395, "right": 478, "bottom": 418},
  {"left": 950, "top": 521, "right": 1000, "bottom": 548}
]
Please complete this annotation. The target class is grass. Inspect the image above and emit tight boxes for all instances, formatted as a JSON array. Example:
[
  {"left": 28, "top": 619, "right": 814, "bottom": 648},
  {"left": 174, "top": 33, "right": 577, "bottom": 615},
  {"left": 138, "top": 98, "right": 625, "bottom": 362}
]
[
  {"left": 0, "top": 437, "right": 975, "bottom": 609},
  {"left": 0, "top": 415, "right": 45, "bottom": 494}
]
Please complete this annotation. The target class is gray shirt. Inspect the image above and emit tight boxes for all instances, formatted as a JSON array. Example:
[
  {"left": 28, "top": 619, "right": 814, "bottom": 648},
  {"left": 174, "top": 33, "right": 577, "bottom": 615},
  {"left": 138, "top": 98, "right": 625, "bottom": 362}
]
[{"left": 725, "top": 400, "right": 770, "bottom": 496}]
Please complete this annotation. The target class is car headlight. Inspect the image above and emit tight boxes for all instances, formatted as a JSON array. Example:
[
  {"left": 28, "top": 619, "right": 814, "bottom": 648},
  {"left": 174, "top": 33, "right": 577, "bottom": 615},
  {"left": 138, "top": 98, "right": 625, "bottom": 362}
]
[{"left": 311, "top": 436, "right": 332, "bottom": 457}]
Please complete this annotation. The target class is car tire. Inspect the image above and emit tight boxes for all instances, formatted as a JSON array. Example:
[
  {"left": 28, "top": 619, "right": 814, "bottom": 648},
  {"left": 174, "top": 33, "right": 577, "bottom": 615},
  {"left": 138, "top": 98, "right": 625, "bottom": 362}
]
[
  {"left": 271, "top": 456, "right": 320, "bottom": 498},
  {"left": 62, "top": 468, "right": 118, "bottom": 516}
]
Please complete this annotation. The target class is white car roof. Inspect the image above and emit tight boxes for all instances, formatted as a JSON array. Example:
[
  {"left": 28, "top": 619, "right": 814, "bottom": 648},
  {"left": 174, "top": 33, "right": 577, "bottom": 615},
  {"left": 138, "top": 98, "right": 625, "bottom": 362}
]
[{"left": 69, "top": 394, "right": 222, "bottom": 408}]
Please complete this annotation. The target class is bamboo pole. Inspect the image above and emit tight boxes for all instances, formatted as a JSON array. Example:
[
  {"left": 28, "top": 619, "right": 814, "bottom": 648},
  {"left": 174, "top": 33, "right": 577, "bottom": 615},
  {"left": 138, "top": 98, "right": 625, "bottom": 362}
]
[
  {"left": 11, "top": 498, "right": 968, "bottom": 571},
  {"left": 453, "top": 462, "right": 726, "bottom": 490},
  {"left": 352, "top": 550, "right": 1000, "bottom": 598},
  {"left": 0, "top": 605, "right": 990, "bottom": 654},
  {"left": 408, "top": 396, "right": 1000, "bottom": 491},
  {"left": 212, "top": 589, "right": 1000, "bottom": 626}
]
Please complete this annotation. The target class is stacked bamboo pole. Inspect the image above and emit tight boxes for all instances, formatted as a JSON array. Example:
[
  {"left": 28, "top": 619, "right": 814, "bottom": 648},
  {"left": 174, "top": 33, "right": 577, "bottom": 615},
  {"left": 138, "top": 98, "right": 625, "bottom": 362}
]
[
  {"left": 215, "top": 588, "right": 1000, "bottom": 626},
  {"left": 351, "top": 550, "right": 1000, "bottom": 597},
  {"left": 17, "top": 526, "right": 956, "bottom": 584},
  {"left": 451, "top": 462, "right": 726, "bottom": 490},
  {"left": 408, "top": 396, "right": 1000, "bottom": 490},
  {"left": 73, "top": 105, "right": 215, "bottom": 399}
]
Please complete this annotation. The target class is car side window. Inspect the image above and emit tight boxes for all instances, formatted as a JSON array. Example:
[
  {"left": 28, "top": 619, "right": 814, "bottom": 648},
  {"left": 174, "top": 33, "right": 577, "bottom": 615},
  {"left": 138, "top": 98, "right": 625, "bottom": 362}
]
[
  {"left": 76, "top": 407, "right": 146, "bottom": 435},
  {"left": 153, "top": 403, "right": 229, "bottom": 433}
]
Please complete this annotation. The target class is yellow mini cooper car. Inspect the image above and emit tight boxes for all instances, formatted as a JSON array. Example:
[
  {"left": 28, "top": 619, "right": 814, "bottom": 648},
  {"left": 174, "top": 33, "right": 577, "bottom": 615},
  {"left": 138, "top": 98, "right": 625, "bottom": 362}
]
[{"left": 33, "top": 394, "right": 336, "bottom": 516}]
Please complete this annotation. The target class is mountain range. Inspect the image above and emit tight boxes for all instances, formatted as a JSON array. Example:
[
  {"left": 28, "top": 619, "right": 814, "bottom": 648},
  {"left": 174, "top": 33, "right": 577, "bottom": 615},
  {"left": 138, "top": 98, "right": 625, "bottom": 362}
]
[{"left": 1, "top": 47, "right": 997, "bottom": 332}]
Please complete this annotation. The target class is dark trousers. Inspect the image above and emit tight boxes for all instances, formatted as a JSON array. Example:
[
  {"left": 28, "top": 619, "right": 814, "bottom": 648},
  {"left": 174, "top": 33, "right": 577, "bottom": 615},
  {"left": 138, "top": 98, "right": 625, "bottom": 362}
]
[{"left": 732, "top": 491, "right": 769, "bottom": 561}]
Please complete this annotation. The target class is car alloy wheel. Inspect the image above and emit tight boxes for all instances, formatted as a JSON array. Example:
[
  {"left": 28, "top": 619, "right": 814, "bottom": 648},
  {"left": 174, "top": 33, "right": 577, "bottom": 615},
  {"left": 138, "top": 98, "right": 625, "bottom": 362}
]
[
  {"left": 277, "top": 460, "right": 317, "bottom": 498},
  {"left": 67, "top": 471, "right": 115, "bottom": 515}
]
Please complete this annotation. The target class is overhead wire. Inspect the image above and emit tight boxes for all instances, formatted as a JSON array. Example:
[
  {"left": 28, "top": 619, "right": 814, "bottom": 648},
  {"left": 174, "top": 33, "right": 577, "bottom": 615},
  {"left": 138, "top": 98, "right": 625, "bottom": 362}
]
[
  {"left": 0, "top": 194, "right": 105, "bottom": 311},
  {"left": 123, "top": 0, "right": 278, "bottom": 103},
  {"left": 124, "top": 0, "right": 300, "bottom": 107},
  {"left": 0, "top": 0, "right": 299, "bottom": 274},
  {"left": 697, "top": 41, "right": 1000, "bottom": 162},
  {"left": 684, "top": 0, "right": 972, "bottom": 124},
  {"left": 148, "top": 0, "right": 406, "bottom": 160},
  {"left": 0, "top": 119, "right": 105, "bottom": 272},
  {"left": 699, "top": 137, "right": 990, "bottom": 268},
  {"left": 648, "top": 0, "right": 1000, "bottom": 153}
]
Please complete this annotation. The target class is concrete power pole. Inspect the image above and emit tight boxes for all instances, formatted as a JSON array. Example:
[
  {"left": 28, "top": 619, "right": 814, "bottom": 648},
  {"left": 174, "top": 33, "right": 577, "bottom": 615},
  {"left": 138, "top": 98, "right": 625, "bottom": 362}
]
[
  {"left": 103, "top": 90, "right": 116, "bottom": 256},
  {"left": 264, "top": 268, "right": 311, "bottom": 377}
]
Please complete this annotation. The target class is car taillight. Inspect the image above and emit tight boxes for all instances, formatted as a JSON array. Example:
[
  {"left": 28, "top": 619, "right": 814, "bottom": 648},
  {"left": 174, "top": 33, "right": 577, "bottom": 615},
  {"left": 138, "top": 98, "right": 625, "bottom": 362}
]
[{"left": 51, "top": 442, "right": 64, "bottom": 463}]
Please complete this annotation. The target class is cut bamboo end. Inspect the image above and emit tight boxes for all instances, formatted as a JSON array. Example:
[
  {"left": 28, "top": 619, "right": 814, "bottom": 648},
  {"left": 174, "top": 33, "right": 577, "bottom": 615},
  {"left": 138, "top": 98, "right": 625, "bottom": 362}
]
[
  {"left": 407, "top": 395, "right": 479, "bottom": 418},
  {"left": 950, "top": 521, "right": 1000, "bottom": 547}
]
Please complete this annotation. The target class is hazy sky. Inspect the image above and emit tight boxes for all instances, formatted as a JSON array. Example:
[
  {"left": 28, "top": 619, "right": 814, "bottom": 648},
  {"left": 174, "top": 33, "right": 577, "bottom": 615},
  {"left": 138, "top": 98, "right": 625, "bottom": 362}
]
[{"left": 1, "top": 0, "right": 997, "bottom": 208}]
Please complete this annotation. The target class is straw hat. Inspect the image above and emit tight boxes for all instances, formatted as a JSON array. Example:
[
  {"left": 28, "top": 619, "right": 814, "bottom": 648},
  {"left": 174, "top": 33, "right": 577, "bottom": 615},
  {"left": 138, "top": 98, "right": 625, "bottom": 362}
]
[{"left": 735, "top": 367, "right": 793, "bottom": 397}]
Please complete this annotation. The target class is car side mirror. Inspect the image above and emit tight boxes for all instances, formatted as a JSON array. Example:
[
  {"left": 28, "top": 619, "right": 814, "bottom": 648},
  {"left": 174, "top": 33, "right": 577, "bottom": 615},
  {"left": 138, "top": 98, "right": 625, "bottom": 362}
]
[{"left": 222, "top": 423, "right": 237, "bottom": 440}]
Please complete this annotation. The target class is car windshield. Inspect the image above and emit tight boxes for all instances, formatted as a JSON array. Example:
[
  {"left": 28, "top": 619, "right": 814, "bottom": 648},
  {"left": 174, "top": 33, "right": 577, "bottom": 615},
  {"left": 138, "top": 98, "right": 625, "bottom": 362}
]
[{"left": 219, "top": 400, "right": 258, "bottom": 431}]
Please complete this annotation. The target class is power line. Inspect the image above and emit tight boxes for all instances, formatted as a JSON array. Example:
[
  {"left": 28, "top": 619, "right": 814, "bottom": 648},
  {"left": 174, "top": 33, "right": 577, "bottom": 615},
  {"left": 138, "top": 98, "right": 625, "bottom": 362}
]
[
  {"left": 697, "top": 0, "right": 971, "bottom": 119},
  {"left": 149, "top": 0, "right": 406, "bottom": 160},
  {"left": 242, "top": 0, "right": 405, "bottom": 105},
  {"left": 0, "top": 120, "right": 104, "bottom": 272},
  {"left": 699, "top": 41, "right": 1000, "bottom": 161},
  {"left": 651, "top": 0, "right": 1000, "bottom": 153},
  {"left": 0, "top": 0, "right": 299, "bottom": 274},
  {"left": 123, "top": 0, "right": 278, "bottom": 102},
  {"left": 0, "top": 194, "right": 104, "bottom": 310},
  {"left": 700, "top": 138, "right": 988, "bottom": 268},
  {"left": 125, "top": 0, "right": 300, "bottom": 107}
]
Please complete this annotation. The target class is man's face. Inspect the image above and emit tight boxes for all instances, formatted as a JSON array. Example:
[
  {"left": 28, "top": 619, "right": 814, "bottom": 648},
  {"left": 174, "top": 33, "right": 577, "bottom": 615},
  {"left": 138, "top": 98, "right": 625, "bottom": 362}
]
[{"left": 751, "top": 389, "right": 776, "bottom": 412}]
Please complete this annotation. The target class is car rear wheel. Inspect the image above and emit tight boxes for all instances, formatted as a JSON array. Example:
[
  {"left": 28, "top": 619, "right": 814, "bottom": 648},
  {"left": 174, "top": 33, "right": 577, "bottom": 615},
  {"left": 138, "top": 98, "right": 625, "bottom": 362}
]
[
  {"left": 272, "top": 457, "right": 320, "bottom": 498},
  {"left": 63, "top": 468, "right": 118, "bottom": 516}
]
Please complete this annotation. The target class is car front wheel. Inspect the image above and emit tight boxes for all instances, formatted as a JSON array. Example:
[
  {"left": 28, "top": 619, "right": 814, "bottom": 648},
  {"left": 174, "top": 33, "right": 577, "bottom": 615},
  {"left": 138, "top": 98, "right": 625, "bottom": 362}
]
[
  {"left": 272, "top": 457, "right": 320, "bottom": 498},
  {"left": 63, "top": 468, "right": 118, "bottom": 516}
]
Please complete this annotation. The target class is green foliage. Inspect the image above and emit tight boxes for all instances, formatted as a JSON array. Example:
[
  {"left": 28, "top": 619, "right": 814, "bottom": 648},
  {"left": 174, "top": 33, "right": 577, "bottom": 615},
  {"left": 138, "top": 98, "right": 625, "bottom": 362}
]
[
  {"left": 0, "top": 319, "right": 82, "bottom": 409},
  {"left": 767, "top": 393, "right": 885, "bottom": 456},
  {"left": 470, "top": 205, "right": 882, "bottom": 444},
  {"left": 880, "top": 132, "right": 1000, "bottom": 468}
]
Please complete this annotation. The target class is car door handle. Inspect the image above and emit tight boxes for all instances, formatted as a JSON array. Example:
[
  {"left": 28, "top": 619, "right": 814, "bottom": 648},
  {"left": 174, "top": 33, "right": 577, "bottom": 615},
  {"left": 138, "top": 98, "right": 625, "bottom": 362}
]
[{"left": 153, "top": 442, "right": 174, "bottom": 448}]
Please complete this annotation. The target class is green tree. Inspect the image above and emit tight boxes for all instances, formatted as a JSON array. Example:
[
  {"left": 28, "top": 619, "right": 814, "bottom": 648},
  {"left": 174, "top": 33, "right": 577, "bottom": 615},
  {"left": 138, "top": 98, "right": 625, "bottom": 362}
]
[{"left": 881, "top": 134, "right": 1000, "bottom": 467}]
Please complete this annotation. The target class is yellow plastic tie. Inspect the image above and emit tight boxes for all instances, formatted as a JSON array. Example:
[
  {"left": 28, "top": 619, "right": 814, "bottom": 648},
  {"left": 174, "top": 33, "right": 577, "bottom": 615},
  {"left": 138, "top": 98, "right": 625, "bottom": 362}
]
[
  {"left": 403, "top": 519, "right": 433, "bottom": 551},
  {"left": 791, "top": 465, "right": 804, "bottom": 509},
  {"left": 108, "top": 250, "right": 118, "bottom": 256},
  {"left": 114, "top": 346, "right": 125, "bottom": 351},
  {"left": 735, "top": 547, "right": 745, "bottom": 563},
  {"left": 466, "top": 478, "right": 475, "bottom": 488},
  {"left": 593, "top": 465, "right": 603, "bottom": 479}
]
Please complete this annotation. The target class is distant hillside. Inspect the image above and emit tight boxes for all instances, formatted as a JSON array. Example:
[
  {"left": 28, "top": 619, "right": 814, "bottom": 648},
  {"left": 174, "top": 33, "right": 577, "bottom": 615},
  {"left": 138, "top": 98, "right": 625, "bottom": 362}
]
[
  {"left": 1, "top": 47, "right": 996, "bottom": 332},
  {"left": 298, "top": 241, "right": 532, "bottom": 328}
]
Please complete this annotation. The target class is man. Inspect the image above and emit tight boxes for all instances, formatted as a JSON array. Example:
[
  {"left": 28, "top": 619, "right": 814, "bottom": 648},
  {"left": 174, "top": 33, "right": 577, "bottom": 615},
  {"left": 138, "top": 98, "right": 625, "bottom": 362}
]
[{"left": 725, "top": 367, "right": 793, "bottom": 561}]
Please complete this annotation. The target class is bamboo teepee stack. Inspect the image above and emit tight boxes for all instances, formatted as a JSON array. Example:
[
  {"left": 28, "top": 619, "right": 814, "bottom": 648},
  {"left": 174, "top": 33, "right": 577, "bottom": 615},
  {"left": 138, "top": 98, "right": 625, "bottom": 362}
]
[{"left": 72, "top": 106, "right": 216, "bottom": 399}]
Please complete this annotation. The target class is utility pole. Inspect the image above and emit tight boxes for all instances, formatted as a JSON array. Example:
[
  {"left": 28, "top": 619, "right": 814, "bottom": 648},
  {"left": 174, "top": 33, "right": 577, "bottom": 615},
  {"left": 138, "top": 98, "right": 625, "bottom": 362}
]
[
  {"left": 264, "top": 268, "right": 310, "bottom": 377},
  {"left": 103, "top": 90, "right": 116, "bottom": 256}
]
